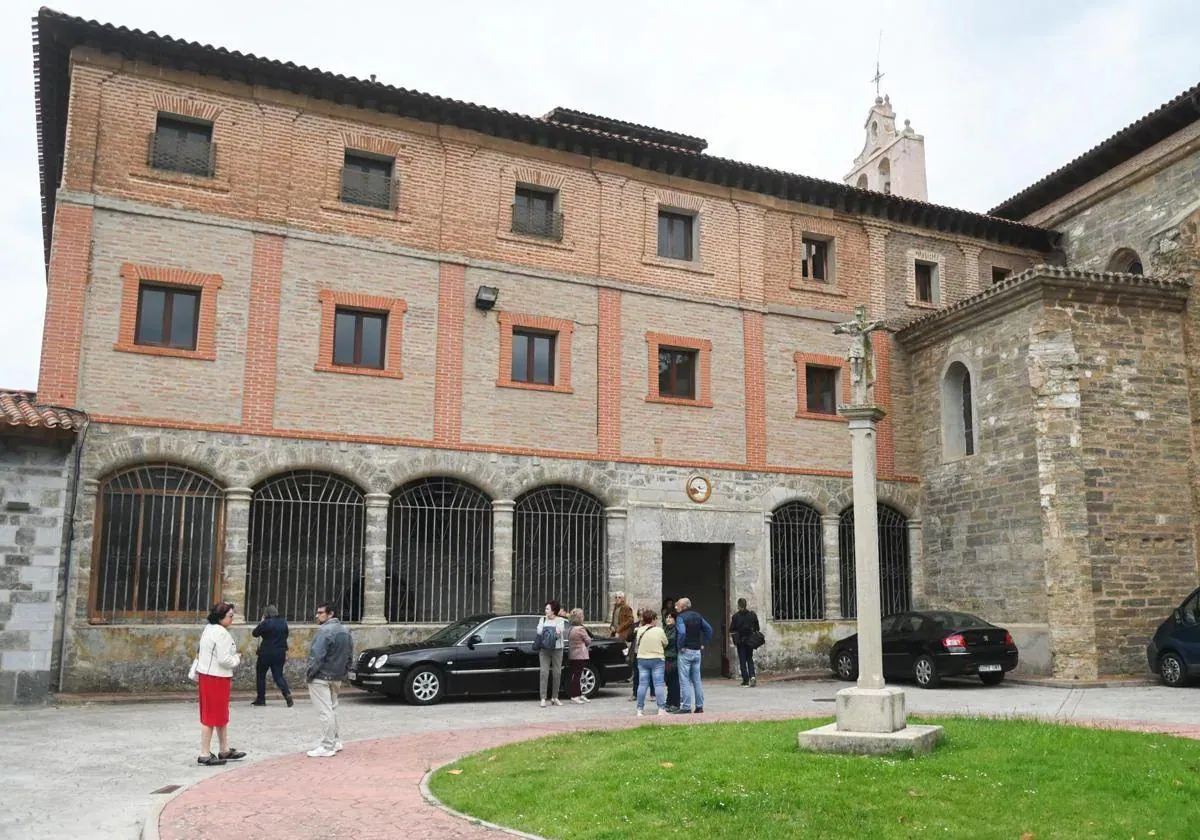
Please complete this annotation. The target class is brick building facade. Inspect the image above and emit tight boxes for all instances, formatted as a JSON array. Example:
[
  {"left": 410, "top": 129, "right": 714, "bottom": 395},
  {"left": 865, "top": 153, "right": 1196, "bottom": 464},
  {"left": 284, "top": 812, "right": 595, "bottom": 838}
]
[{"left": 12, "top": 10, "right": 1197, "bottom": 698}]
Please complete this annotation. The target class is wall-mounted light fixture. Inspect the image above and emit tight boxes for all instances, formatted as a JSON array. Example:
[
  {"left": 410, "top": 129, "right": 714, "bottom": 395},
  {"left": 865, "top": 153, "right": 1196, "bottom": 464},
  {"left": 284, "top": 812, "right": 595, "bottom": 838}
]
[{"left": 474, "top": 285, "right": 499, "bottom": 311}]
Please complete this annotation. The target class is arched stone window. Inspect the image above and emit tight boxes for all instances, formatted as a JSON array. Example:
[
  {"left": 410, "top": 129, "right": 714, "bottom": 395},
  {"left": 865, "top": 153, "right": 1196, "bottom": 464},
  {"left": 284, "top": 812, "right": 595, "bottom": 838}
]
[
  {"left": 387, "top": 477, "right": 493, "bottom": 622},
  {"left": 1106, "top": 248, "right": 1144, "bottom": 275},
  {"left": 942, "top": 361, "right": 976, "bottom": 459},
  {"left": 878, "top": 157, "right": 891, "bottom": 194},
  {"left": 513, "top": 485, "right": 605, "bottom": 617},
  {"left": 856, "top": 174, "right": 869, "bottom": 190},
  {"left": 871, "top": 120, "right": 878, "bottom": 138},
  {"left": 770, "top": 501, "right": 824, "bottom": 620},
  {"left": 837, "top": 504, "right": 911, "bottom": 618},
  {"left": 247, "top": 471, "right": 365, "bottom": 622},
  {"left": 91, "top": 464, "right": 223, "bottom": 623}
]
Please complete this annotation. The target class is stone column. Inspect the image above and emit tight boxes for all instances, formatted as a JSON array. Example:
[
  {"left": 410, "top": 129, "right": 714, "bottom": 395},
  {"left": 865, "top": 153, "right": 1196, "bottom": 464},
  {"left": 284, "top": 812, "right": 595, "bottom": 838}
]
[
  {"left": 762, "top": 511, "right": 774, "bottom": 618},
  {"left": 605, "top": 507, "right": 628, "bottom": 600},
  {"left": 906, "top": 519, "right": 924, "bottom": 609},
  {"left": 361, "top": 493, "right": 390, "bottom": 624},
  {"left": 821, "top": 514, "right": 842, "bottom": 619},
  {"left": 491, "top": 500, "right": 515, "bottom": 613},
  {"left": 221, "top": 487, "right": 253, "bottom": 624},
  {"left": 70, "top": 479, "right": 101, "bottom": 624},
  {"left": 843, "top": 407, "right": 887, "bottom": 690}
]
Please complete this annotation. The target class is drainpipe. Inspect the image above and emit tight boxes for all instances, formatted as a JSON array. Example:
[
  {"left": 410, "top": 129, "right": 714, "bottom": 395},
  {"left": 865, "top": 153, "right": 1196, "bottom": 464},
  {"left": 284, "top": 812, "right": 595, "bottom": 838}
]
[{"left": 54, "top": 409, "right": 91, "bottom": 694}]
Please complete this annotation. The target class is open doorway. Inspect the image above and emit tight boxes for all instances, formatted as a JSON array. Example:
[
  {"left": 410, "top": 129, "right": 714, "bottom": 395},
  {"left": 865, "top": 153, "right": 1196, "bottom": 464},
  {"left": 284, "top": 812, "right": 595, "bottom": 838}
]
[{"left": 661, "top": 542, "right": 730, "bottom": 678}]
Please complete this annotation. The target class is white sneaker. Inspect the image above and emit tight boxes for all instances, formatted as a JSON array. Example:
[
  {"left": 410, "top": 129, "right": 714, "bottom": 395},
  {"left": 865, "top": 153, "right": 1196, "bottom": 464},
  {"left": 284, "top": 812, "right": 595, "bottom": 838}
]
[
  {"left": 306, "top": 747, "right": 336, "bottom": 758},
  {"left": 334, "top": 741, "right": 344, "bottom": 752},
  {"left": 636, "top": 709, "right": 644, "bottom": 717},
  {"left": 581, "top": 696, "right": 590, "bottom": 703},
  {"left": 658, "top": 708, "right": 668, "bottom": 716},
  {"left": 539, "top": 699, "right": 547, "bottom": 707},
  {"left": 551, "top": 699, "right": 562, "bottom": 706},
  {"left": 572, "top": 697, "right": 585, "bottom": 704}
]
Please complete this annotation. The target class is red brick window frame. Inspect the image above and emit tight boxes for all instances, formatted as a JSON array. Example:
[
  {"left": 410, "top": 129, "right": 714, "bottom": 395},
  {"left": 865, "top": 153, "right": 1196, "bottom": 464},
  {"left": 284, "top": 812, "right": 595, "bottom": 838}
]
[
  {"left": 114, "top": 263, "right": 222, "bottom": 361},
  {"left": 794, "top": 352, "right": 850, "bottom": 422},
  {"left": 497, "top": 312, "right": 574, "bottom": 394},
  {"left": 646, "top": 332, "right": 713, "bottom": 408},
  {"left": 315, "top": 290, "right": 406, "bottom": 379}
]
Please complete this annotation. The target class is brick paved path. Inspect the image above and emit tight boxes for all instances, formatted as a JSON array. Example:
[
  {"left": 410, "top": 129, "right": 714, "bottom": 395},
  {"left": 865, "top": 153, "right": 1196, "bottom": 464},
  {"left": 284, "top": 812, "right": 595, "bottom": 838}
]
[{"left": 156, "top": 711, "right": 1200, "bottom": 840}]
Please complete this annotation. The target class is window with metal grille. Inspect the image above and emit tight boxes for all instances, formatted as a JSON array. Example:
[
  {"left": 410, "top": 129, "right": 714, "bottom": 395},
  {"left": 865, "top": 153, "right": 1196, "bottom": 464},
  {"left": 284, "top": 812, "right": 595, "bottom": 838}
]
[
  {"left": 135, "top": 284, "right": 200, "bottom": 350},
  {"left": 91, "top": 464, "right": 223, "bottom": 623},
  {"left": 915, "top": 261, "right": 936, "bottom": 303},
  {"left": 942, "top": 362, "right": 975, "bottom": 459},
  {"left": 837, "top": 504, "right": 911, "bottom": 618},
  {"left": 801, "top": 237, "right": 829, "bottom": 282},
  {"left": 805, "top": 365, "right": 838, "bottom": 415},
  {"left": 246, "top": 471, "right": 366, "bottom": 623},
  {"left": 658, "top": 347, "right": 697, "bottom": 399},
  {"left": 149, "top": 115, "right": 214, "bottom": 177},
  {"left": 512, "top": 187, "right": 562, "bottom": 239},
  {"left": 513, "top": 485, "right": 606, "bottom": 618},
  {"left": 657, "top": 210, "right": 694, "bottom": 260},
  {"left": 333, "top": 308, "right": 387, "bottom": 369},
  {"left": 341, "top": 151, "right": 394, "bottom": 209},
  {"left": 770, "top": 502, "right": 824, "bottom": 620},
  {"left": 387, "top": 478, "right": 493, "bottom": 623},
  {"left": 511, "top": 329, "right": 556, "bottom": 385}
]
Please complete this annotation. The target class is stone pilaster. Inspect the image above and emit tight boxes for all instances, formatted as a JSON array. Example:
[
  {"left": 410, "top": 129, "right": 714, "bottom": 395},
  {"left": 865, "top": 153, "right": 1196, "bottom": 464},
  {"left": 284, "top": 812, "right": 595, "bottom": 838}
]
[
  {"left": 70, "top": 479, "right": 100, "bottom": 623},
  {"left": 491, "top": 500, "right": 515, "bottom": 613},
  {"left": 958, "top": 243, "right": 983, "bottom": 293},
  {"left": 221, "top": 487, "right": 253, "bottom": 624},
  {"left": 605, "top": 507, "right": 628, "bottom": 600},
  {"left": 762, "top": 511, "right": 774, "bottom": 618},
  {"left": 822, "top": 514, "right": 842, "bottom": 619},
  {"left": 361, "top": 493, "right": 390, "bottom": 624},
  {"left": 906, "top": 519, "right": 924, "bottom": 609}
]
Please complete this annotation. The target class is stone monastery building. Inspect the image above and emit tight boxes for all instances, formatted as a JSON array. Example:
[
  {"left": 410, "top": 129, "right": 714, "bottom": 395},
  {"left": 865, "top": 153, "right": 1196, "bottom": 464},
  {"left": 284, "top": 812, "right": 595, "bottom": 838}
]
[{"left": 2, "top": 9, "right": 1197, "bottom": 702}]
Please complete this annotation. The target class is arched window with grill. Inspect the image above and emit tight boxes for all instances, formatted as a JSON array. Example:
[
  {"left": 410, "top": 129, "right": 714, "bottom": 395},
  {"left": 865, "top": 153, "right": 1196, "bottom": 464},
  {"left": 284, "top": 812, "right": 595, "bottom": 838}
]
[
  {"left": 942, "top": 361, "right": 976, "bottom": 459},
  {"left": 387, "top": 478, "right": 493, "bottom": 623},
  {"left": 247, "top": 471, "right": 365, "bottom": 623},
  {"left": 90, "top": 464, "right": 224, "bottom": 623},
  {"left": 837, "top": 503, "right": 911, "bottom": 618},
  {"left": 513, "top": 485, "right": 605, "bottom": 617},
  {"left": 770, "top": 501, "right": 824, "bottom": 620}
]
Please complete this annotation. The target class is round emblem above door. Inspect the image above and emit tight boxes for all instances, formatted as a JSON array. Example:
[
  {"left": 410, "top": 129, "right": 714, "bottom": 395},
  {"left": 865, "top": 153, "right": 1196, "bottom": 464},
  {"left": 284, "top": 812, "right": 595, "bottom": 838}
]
[{"left": 685, "top": 474, "right": 713, "bottom": 504}]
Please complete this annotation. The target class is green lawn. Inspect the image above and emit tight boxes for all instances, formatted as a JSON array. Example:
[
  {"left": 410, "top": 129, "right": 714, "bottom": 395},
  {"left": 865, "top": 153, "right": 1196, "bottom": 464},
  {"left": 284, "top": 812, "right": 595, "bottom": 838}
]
[{"left": 428, "top": 717, "right": 1200, "bottom": 840}]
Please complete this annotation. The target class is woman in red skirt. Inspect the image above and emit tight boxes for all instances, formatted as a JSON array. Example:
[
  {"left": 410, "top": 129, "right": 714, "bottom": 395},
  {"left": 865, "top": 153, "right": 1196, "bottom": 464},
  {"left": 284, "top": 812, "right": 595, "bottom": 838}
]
[{"left": 195, "top": 602, "right": 246, "bottom": 766}]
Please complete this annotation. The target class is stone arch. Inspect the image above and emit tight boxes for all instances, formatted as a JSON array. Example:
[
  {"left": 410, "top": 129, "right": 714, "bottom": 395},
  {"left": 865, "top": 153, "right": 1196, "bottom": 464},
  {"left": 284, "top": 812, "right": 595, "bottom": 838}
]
[
  {"left": 1106, "top": 247, "right": 1144, "bottom": 275},
  {"left": 878, "top": 157, "right": 891, "bottom": 194},
  {"left": 856, "top": 174, "right": 868, "bottom": 190},
  {"left": 759, "top": 481, "right": 834, "bottom": 517},
  {"left": 243, "top": 446, "right": 378, "bottom": 492},
  {"left": 86, "top": 433, "right": 239, "bottom": 489},
  {"left": 507, "top": 461, "right": 616, "bottom": 507},
  {"left": 941, "top": 357, "right": 977, "bottom": 460},
  {"left": 379, "top": 452, "right": 506, "bottom": 499},
  {"left": 830, "top": 483, "right": 919, "bottom": 520},
  {"left": 512, "top": 484, "right": 607, "bottom": 616}
]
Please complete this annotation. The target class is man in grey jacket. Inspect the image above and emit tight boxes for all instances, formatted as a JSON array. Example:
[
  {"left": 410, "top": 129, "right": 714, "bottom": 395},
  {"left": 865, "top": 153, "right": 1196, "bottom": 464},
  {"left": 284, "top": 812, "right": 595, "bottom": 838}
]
[{"left": 306, "top": 602, "right": 354, "bottom": 758}]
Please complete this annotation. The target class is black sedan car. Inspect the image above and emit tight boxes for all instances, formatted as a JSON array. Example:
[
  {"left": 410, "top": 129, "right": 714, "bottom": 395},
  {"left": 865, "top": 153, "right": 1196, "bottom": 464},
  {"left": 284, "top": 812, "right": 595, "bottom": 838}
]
[
  {"left": 349, "top": 614, "right": 632, "bottom": 705},
  {"left": 829, "top": 610, "right": 1019, "bottom": 688},
  {"left": 1146, "top": 585, "right": 1200, "bottom": 687}
]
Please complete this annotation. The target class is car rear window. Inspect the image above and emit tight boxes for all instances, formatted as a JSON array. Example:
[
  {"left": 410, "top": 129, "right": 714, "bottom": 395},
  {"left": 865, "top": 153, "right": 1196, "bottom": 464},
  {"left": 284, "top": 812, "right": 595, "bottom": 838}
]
[{"left": 927, "top": 611, "right": 992, "bottom": 630}]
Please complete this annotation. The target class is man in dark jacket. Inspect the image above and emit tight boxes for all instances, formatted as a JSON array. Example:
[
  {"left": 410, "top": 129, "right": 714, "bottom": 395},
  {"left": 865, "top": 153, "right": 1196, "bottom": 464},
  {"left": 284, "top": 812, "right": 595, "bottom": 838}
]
[
  {"left": 306, "top": 602, "right": 353, "bottom": 758},
  {"left": 730, "top": 597, "right": 761, "bottom": 687},
  {"left": 251, "top": 605, "right": 292, "bottom": 706},
  {"left": 671, "top": 597, "right": 713, "bottom": 714}
]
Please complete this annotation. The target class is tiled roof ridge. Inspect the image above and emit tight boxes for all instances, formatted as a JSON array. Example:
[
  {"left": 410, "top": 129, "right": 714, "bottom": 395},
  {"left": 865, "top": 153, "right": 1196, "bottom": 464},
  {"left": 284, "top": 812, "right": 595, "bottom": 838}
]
[
  {"left": 0, "top": 388, "right": 85, "bottom": 431},
  {"left": 894, "top": 264, "right": 1193, "bottom": 333},
  {"left": 543, "top": 106, "right": 708, "bottom": 152},
  {"left": 989, "top": 80, "right": 1200, "bottom": 219}
]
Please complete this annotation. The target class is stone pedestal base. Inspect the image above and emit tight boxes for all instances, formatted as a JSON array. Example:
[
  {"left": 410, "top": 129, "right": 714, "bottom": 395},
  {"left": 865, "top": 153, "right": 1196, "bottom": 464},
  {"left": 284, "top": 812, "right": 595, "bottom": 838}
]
[
  {"left": 836, "top": 685, "right": 907, "bottom": 733},
  {"left": 797, "top": 722, "right": 944, "bottom": 756}
]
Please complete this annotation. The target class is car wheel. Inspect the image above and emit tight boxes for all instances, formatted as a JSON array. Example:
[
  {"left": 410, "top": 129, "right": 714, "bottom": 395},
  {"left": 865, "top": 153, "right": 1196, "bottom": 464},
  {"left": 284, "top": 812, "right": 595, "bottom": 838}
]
[
  {"left": 404, "top": 665, "right": 446, "bottom": 705},
  {"left": 913, "top": 654, "right": 941, "bottom": 689},
  {"left": 979, "top": 671, "right": 1004, "bottom": 686},
  {"left": 833, "top": 650, "right": 857, "bottom": 681},
  {"left": 1160, "top": 652, "right": 1186, "bottom": 687},
  {"left": 579, "top": 665, "right": 600, "bottom": 699}
]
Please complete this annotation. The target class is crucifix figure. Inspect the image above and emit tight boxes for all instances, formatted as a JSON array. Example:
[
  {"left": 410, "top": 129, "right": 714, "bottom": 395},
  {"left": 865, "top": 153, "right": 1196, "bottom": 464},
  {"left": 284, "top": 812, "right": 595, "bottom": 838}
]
[{"left": 833, "top": 304, "right": 888, "bottom": 405}]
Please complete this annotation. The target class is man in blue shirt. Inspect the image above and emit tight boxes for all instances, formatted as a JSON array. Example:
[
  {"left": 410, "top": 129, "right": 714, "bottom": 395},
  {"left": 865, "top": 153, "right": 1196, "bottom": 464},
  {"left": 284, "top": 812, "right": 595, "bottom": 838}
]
[{"left": 671, "top": 596, "right": 713, "bottom": 714}]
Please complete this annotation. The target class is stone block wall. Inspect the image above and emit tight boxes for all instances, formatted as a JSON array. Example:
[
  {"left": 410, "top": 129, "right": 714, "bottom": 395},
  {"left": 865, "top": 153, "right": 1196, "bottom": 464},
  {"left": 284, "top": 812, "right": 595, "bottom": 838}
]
[{"left": 0, "top": 432, "right": 75, "bottom": 705}]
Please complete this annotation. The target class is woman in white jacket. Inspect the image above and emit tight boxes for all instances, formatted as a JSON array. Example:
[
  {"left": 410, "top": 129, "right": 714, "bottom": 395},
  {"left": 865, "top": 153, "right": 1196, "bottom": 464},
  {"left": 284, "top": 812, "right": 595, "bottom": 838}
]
[{"left": 195, "top": 602, "right": 245, "bottom": 766}]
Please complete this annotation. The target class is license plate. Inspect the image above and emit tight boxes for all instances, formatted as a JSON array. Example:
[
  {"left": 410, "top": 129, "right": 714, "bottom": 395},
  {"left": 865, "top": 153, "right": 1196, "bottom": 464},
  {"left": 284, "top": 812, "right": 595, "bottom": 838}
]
[
  {"left": 978, "top": 664, "right": 1001, "bottom": 673},
  {"left": 347, "top": 671, "right": 356, "bottom": 681}
]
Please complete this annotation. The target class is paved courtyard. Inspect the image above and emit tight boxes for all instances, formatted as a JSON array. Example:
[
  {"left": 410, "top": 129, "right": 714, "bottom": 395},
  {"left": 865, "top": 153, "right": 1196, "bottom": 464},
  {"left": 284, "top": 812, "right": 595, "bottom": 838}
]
[{"left": 1, "top": 677, "right": 1196, "bottom": 840}]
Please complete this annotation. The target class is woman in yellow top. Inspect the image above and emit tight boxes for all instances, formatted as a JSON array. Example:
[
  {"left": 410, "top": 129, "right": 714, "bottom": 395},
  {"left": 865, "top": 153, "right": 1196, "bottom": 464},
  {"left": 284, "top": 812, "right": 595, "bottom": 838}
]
[{"left": 633, "top": 609, "right": 669, "bottom": 717}]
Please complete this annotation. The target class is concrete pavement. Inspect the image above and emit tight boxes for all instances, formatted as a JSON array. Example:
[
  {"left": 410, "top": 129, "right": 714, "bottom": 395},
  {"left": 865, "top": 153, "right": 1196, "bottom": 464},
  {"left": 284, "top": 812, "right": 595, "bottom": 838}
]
[{"left": 2, "top": 676, "right": 1197, "bottom": 840}]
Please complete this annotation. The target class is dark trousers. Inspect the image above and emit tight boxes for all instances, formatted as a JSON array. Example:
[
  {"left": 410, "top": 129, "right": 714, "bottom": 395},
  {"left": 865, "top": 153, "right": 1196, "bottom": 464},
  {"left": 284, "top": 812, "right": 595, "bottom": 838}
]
[
  {"left": 568, "top": 659, "right": 586, "bottom": 698},
  {"left": 665, "top": 658, "right": 681, "bottom": 708},
  {"left": 255, "top": 656, "right": 291, "bottom": 701},
  {"left": 736, "top": 643, "right": 756, "bottom": 681}
]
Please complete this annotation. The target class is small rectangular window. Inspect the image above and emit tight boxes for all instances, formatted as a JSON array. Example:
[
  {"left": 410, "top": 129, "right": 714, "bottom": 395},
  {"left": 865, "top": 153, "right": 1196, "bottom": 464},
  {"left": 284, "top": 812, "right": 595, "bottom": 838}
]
[
  {"left": 658, "top": 347, "right": 697, "bottom": 399},
  {"left": 332, "top": 308, "right": 387, "bottom": 369},
  {"left": 512, "top": 187, "right": 561, "bottom": 239},
  {"left": 806, "top": 366, "right": 838, "bottom": 415},
  {"left": 135, "top": 284, "right": 200, "bottom": 350},
  {"left": 511, "top": 329, "right": 556, "bottom": 385},
  {"left": 341, "top": 152, "right": 394, "bottom": 210},
  {"left": 150, "top": 115, "right": 214, "bottom": 177},
  {"left": 801, "top": 237, "right": 829, "bottom": 282},
  {"left": 657, "top": 211, "right": 694, "bottom": 261},
  {"left": 991, "top": 266, "right": 1011, "bottom": 285},
  {"left": 915, "top": 261, "right": 936, "bottom": 303}
]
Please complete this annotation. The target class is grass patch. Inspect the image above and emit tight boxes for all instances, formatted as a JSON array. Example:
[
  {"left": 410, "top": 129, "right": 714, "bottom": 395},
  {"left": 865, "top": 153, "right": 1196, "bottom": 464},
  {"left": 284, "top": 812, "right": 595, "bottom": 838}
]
[{"left": 429, "top": 717, "right": 1200, "bottom": 839}]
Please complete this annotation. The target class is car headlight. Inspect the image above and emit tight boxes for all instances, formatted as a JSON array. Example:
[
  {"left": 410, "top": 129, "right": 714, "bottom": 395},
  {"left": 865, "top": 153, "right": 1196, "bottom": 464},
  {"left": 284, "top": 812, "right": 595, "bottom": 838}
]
[{"left": 370, "top": 654, "right": 388, "bottom": 669}]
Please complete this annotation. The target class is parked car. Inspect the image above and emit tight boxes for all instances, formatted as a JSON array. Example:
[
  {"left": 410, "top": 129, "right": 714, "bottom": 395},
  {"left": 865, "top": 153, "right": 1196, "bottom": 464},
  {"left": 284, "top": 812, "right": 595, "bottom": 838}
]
[
  {"left": 1147, "top": 586, "right": 1200, "bottom": 687},
  {"left": 830, "top": 610, "right": 1019, "bottom": 688},
  {"left": 349, "top": 614, "right": 632, "bottom": 705}
]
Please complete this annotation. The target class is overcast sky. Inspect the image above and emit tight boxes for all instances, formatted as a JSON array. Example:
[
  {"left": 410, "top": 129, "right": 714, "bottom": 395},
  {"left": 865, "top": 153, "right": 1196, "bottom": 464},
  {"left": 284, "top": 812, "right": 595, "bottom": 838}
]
[{"left": 1, "top": 0, "right": 1196, "bottom": 394}]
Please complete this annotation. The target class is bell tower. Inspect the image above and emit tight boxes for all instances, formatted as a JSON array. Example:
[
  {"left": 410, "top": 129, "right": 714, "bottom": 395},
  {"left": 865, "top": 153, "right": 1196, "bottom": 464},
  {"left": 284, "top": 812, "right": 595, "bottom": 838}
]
[{"left": 844, "top": 94, "right": 928, "bottom": 201}]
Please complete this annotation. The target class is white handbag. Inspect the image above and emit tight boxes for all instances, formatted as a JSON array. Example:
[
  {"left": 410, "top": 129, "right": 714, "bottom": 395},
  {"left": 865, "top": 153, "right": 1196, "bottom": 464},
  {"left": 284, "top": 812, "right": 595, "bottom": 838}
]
[{"left": 187, "top": 657, "right": 199, "bottom": 682}]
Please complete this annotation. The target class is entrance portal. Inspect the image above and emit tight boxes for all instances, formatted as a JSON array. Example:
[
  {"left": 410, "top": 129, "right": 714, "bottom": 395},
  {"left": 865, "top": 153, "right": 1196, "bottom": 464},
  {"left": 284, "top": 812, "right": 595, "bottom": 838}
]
[{"left": 661, "top": 542, "right": 730, "bottom": 678}]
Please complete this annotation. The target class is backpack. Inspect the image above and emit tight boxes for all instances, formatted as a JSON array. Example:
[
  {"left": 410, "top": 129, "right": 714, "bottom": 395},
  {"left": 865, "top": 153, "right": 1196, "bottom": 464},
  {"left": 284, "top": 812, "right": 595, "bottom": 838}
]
[{"left": 534, "top": 620, "right": 560, "bottom": 652}]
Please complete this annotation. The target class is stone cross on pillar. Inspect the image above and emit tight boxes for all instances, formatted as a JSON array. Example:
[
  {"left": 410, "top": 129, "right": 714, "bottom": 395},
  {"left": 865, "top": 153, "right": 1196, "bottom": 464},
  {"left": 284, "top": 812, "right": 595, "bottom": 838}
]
[{"left": 832, "top": 304, "right": 887, "bottom": 406}]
